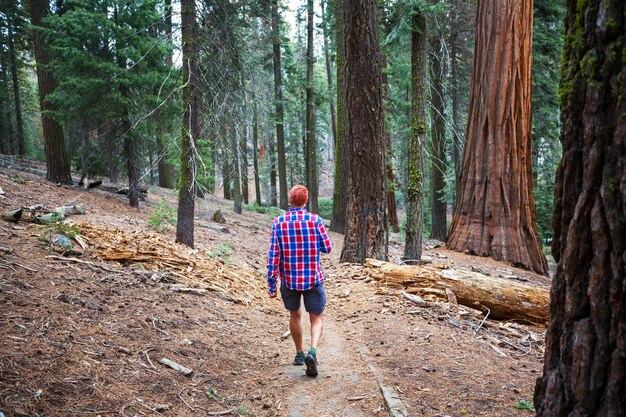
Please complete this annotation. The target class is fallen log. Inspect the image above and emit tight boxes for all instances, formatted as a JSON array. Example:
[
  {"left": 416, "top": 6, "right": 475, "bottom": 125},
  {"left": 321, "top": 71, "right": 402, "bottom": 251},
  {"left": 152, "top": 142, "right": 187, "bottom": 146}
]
[{"left": 365, "top": 259, "right": 549, "bottom": 324}]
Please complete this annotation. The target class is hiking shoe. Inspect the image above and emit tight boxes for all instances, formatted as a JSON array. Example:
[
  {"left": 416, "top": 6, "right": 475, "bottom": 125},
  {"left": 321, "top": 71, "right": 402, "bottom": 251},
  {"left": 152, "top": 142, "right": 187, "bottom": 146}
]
[
  {"left": 293, "top": 352, "right": 305, "bottom": 366},
  {"left": 305, "top": 351, "right": 318, "bottom": 377}
]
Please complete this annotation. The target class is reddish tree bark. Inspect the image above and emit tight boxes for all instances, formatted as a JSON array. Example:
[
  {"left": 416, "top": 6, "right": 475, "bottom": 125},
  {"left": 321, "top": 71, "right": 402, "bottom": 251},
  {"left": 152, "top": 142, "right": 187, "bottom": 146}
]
[
  {"left": 447, "top": 0, "right": 548, "bottom": 275},
  {"left": 534, "top": 0, "right": 626, "bottom": 414},
  {"left": 31, "top": 0, "right": 72, "bottom": 185}
]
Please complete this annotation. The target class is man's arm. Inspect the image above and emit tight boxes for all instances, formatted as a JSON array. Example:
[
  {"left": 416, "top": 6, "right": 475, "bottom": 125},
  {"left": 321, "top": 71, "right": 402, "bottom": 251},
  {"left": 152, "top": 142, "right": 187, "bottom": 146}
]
[
  {"left": 317, "top": 219, "right": 332, "bottom": 254},
  {"left": 267, "top": 221, "right": 280, "bottom": 295}
]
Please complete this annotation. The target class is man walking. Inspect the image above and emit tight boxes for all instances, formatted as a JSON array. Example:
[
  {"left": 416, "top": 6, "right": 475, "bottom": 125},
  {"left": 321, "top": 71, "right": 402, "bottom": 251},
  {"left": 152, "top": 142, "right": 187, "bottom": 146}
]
[{"left": 267, "top": 185, "right": 332, "bottom": 377}]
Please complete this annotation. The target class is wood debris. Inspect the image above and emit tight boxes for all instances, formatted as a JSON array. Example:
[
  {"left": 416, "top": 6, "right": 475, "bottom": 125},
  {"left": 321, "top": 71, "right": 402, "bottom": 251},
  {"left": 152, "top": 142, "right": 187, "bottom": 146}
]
[
  {"left": 76, "top": 222, "right": 265, "bottom": 304},
  {"left": 160, "top": 358, "right": 193, "bottom": 376},
  {"left": 365, "top": 259, "right": 549, "bottom": 324}
]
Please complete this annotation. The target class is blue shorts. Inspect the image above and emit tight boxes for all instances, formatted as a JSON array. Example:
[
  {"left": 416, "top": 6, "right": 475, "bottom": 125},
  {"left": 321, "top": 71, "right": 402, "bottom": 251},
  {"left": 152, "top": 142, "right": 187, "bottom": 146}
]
[{"left": 280, "top": 283, "right": 327, "bottom": 314}]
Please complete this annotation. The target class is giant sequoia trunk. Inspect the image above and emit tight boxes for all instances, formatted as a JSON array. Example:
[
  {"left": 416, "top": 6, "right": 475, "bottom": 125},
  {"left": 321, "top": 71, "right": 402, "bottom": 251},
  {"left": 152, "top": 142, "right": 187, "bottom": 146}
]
[
  {"left": 447, "top": 0, "right": 548, "bottom": 275},
  {"left": 339, "top": 0, "right": 387, "bottom": 263},
  {"left": 330, "top": 0, "right": 348, "bottom": 234},
  {"left": 534, "top": 1, "right": 626, "bottom": 415},
  {"left": 305, "top": 0, "right": 318, "bottom": 214},
  {"left": 404, "top": 12, "right": 427, "bottom": 263},
  {"left": 271, "top": 0, "right": 288, "bottom": 209},
  {"left": 31, "top": 0, "right": 72, "bottom": 185},
  {"left": 176, "top": 0, "right": 198, "bottom": 248}
]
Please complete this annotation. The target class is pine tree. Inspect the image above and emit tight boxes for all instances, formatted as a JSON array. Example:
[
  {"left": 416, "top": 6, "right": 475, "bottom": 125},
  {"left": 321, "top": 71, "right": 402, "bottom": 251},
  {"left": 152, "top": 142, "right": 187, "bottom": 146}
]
[
  {"left": 176, "top": 0, "right": 199, "bottom": 248},
  {"left": 404, "top": 9, "right": 427, "bottom": 263},
  {"left": 339, "top": 0, "right": 388, "bottom": 263}
]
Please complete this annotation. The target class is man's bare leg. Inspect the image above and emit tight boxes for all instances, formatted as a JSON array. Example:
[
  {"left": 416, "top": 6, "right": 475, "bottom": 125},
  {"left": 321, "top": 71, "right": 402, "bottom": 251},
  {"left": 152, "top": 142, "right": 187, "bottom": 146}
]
[
  {"left": 309, "top": 312, "right": 324, "bottom": 350},
  {"left": 289, "top": 309, "right": 303, "bottom": 353}
]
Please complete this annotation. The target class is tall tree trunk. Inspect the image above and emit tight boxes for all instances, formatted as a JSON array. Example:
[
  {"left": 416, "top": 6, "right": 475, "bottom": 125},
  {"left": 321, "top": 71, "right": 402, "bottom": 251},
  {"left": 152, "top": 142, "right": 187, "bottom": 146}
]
[
  {"left": 252, "top": 90, "right": 261, "bottom": 205},
  {"left": 241, "top": 72, "right": 249, "bottom": 204},
  {"left": 115, "top": 6, "right": 139, "bottom": 208},
  {"left": 156, "top": 0, "right": 176, "bottom": 189},
  {"left": 271, "top": 0, "right": 288, "bottom": 209},
  {"left": 381, "top": 48, "right": 400, "bottom": 233},
  {"left": 31, "top": 0, "right": 72, "bottom": 184},
  {"left": 321, "top": 0, "right": 337, "bottom": 149},
  {"left": 534, "top": 1, "right": 626, "bottom": 414},
  {"left": 404, "top": 11, "right": 427, "bottom": 263},
  {"left": 447, "top": 0, "right": 548, "bottom": 275},
  {"left": 7, "top": 16, "right": 25, "bottom": 157},
  {"left": 176, "top": 0, "right": 198, "bottom": 248},
  {"left": 429, "top": 21, "right": 447, "bottom": 241},
  {"left": 306, "top": 0, "right": 318, "bottom": 213},
  {"left": 339, "top": 0, "right": 387, "bottom": 263},
  {"left": 331, "top": 0, "right": 348, "bottom": 234},
  {"left": 450, "top": 0, "right": 462, "bottom": 199}
]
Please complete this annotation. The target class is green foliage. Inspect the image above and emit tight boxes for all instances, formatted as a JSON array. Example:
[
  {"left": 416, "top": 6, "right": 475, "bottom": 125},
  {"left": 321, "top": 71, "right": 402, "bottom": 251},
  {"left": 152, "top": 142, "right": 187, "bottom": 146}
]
[
  {"left": 317, "top": 197, "right": 333, "bottom": 219},
  {"left": 148, "top": 197, "right": 176, "bottom": 232},
  {"left": 514, "top": 400, "right": 536, "bottom": 411},
  {"left": 243, "top": 203, "right": 284, "bottom": 218},
  {"left": 37, "top": 222, "right": 81, "bottom": 251}
]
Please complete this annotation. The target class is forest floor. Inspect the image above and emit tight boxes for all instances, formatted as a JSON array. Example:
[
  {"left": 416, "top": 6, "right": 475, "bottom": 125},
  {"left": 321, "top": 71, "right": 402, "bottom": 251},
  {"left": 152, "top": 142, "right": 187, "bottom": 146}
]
[{"left": 0, "top": 166, "right": 551, "bottom": 417}]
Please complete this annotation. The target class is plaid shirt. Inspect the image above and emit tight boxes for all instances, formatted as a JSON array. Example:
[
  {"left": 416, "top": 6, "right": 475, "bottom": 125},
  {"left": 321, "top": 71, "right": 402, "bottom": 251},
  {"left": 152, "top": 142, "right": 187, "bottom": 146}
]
[{"left": 267, "top": 207, "right": 332, "bottom": 293}]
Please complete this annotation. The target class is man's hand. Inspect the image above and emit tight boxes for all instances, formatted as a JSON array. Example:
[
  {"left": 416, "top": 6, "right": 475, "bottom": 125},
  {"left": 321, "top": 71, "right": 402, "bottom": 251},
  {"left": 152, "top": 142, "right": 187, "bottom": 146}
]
[{"left": 268, "top": 290, "right": 278, "bottom": 298}]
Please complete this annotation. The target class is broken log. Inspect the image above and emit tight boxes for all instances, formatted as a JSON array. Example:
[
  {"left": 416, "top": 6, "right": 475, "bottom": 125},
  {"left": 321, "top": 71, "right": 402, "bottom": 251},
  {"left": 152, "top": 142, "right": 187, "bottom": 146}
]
[
  {"left": 365, "top": 259, "right": 549, "bottom": 324},
  {"left": 2, "top": 209, "right": 22, "bottom": 223},
  {"left": 160, "top": 358, "right": 193, "bottom": 376},
  {"left": 197, "top": 222, "right": 229, "bottom": 233}
]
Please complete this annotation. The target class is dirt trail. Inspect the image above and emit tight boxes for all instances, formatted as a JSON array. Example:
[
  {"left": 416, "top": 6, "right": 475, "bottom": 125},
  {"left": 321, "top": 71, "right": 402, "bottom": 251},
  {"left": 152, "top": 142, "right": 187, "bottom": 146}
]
[{"left": 267, "top": 312, "right": 387, "bottom": 417}]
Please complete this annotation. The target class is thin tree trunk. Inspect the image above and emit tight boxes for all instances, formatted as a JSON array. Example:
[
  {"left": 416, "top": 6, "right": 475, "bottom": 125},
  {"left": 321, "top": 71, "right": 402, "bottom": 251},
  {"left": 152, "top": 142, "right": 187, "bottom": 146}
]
[
  {"left": 534, "top": 1, "right": 626, "bottom": 414},
  {"left": 320, "top": 0, "right": 337, "bottom": 149},
  {"left": 155, "top": 0, "right": 176, "bottom": 189},
  {"left": 0, "top": 59, "right": 13, "bottom": 154},
  {"left": 105, "top": 122, "right": 118, "bottom": 183},
  {"left": 447, "top": 0, "right": 548, "bottom": 275},
  {"left": 339, "top": 0, "right": 387, "bottom": 263},
  {"left": 176, "top": 0, "right": 198, "bottom": 248},
  {"left": 252, "top": 90, "right": 261, "bottom": 205},
  {"left": 271, "top": 0, "right": 288, "bottom": 209},
  {"left": 31, "top": 0, "right": 72, "bottom": 184},
  {"left": 330, "top": 0, "right": 348, "bottom": 234},
  {"left": 306, "top": 0, "right": 318, "bottom": 213},
  {"left": 381, "top": 50, "right": 400, "bottom": 233},
  {"left": 241, "top": 72, "right": 249, "bottom": 205},
  {"left": 429, "top": 22, "right": 447, "bottom": 241},
  {"left": 450, "top": 0, "right": 462, "bottom": 199},
  {"left": 115, "top": 6, "right": 139, "bottom": 208},
  {"left": 268, "top": 133, "right": 277, "bottom": 207},
  {"left": 404, "top": 11, "right": 427, "bottom": 263},
  {"left": 7, "top": 16, "right": 25, "bottom": 157},
  {"left": 229, "top": 87, "right": 242, "bottom": 214}
]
